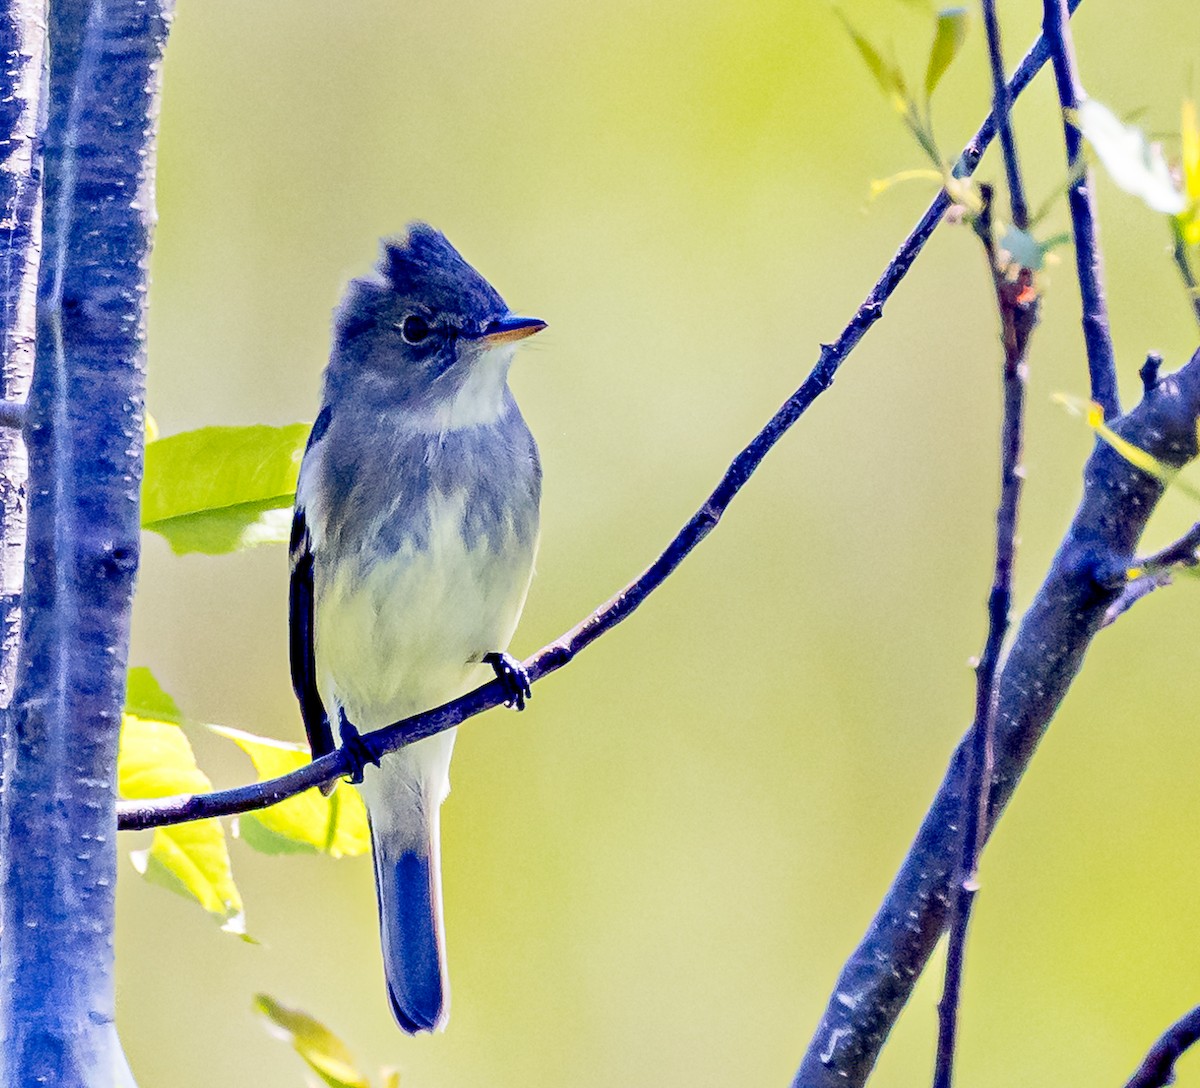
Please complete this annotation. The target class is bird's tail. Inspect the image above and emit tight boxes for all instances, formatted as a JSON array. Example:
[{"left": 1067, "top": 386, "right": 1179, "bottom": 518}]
[{"left": 367, "top": 793, "right": 450, "bottom": 1033}]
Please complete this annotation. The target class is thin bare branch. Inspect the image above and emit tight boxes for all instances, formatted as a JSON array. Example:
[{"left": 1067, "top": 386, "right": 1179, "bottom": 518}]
[
  {"left": 981, "top": 0, "right": 1028, "bottom": 229},
  {"left": 1042, "top": 0, "right": 1120, "bottom": 419},
  {"left": 1101, "top": 518, "right": 1200, "bottom": 628},
  {"left": 1138, "top": 522, "right": 1200, "bottom": 572},
  {"left": 1101, "top": 571, "right": 1172, "bottom": 628},
  {"left": 1124, "top": 1005, "right": 1200, "bottom": 1088},
  {"left": 933, "top": 184, "right": 1036, "bottom": 1088}
]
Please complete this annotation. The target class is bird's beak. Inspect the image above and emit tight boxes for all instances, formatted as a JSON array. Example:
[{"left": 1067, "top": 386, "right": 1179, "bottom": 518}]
[{"left": 475, "top": 314, "right": 547, "bottom": 345}]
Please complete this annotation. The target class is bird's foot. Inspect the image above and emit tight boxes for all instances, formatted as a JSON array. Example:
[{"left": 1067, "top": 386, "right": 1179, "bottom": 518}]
[
  {"left": 484, "top": 651, "right": 532, "bottom": 711},
  {"left": 338, "top": 709, "right": 380, "bottom": 784}
]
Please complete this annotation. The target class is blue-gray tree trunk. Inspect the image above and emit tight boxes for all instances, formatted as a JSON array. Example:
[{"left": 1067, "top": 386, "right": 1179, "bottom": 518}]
[{"left": 0, "top": 1, "right": 171, "bottom": 1084}]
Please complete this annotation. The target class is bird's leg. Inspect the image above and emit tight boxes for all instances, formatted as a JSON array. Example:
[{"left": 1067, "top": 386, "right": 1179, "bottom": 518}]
[
  {"left": 338, "top": 708, "right": 381, "bottom": 784},
  {"left": 484, "top": 651, "right": 532, "bottom": 711}
]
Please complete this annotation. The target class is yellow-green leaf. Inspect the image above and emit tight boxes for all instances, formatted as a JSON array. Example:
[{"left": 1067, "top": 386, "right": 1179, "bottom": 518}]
[
  {"left": 1183, "top": 100, "right": 1200, "bottom": 205},
  {"left": 130, "top": 824, "right": 247, "bottom": 938},
  {"left": 868, "top": 168, "right": 944, "bottom": 202},
  {"left": 254, "top": 994, "right": 371, "bottom": 1088},
  {"left": 142, "top": 423, "right": 309, "bottom": 555},
  {"left": 924, "top": 8, "right": 968, "bottom": 101},
  {"left": 1179, "top": 99, "right": 1200, "bottom": 246},
  {"left": 837, "top": 13, "right": 907, "bottom": 114},
  {"left": 119, "top": 714, "right": 245, "bottom": 933},
  {"left": 119, "top": 714, "right": 210, "bottom": 802},
  {"left": 210, "top": 725, "right": 369, "bottom": 859}
]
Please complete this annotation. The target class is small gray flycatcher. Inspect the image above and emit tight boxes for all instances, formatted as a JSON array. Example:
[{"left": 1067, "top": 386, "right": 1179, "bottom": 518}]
[{"left": 290, "top": 223, "right": 544, "bottom": 1033}]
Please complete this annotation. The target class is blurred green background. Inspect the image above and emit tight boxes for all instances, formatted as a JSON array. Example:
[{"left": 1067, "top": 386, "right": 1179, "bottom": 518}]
[{"left": 122, "top": 1, "right": 1200, "bottom": 1085}]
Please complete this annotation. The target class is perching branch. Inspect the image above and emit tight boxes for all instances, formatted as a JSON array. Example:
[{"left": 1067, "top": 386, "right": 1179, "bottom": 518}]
[
  {"left": 116, "top": 0, "right": 1084, "bottom": 835},
  {"left": 792, "top": 347, "right": 1200, "bottom": 1088},
  {"left": 1042, "top": 0, "right": 1120, "bottom": 419},
  {"left": 1123, "top": 1005, "right": 1200, "bottom": 1088},
  {"left": 0, "top": 0, "right": 172, "bottom": 1084},
  {"left": 932, "top": 184, "right": 1037, "bottom": 1088}
]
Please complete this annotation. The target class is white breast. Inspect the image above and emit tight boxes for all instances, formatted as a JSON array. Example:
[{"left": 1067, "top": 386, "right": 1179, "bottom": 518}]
[{"left": 313, "top": 487, "right": 537, "bottom": 732}]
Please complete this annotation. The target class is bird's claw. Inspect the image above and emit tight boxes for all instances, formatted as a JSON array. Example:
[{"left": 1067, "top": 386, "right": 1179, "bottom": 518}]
[
  {"left": 484, "top": 651, "right": 532, "bottom": 711},
  {"left": 338, "top": 709, "right": 380, "bottom": 785}
]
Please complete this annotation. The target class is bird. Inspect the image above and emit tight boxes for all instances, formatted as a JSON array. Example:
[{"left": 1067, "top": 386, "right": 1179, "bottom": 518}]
[{"left": 289, "top": 223, "right": 544, "bottom": 1033}]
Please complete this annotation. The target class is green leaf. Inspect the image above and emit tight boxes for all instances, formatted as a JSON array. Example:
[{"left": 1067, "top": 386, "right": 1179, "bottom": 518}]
[
  {"left": 1076, "top": 98, "right": 1186, "bottom": 216},
  {"left": 119, "top": 714, "right": 246, "bottom": 935},
  {"left": 142, "top": 423, "right": 309, "bottom": 555},
  {"left": 210, "top": 725, "right": 369, "bottom": 859},
  {"left": 125, "top": 666, "right": 182, "bottom": 724},
  {"left": 1039, "top": 231, "right": 1073, "bottom": 255},
  {"left": 254, "top": 994, "right": 372, "bottom": 1088},
  {"left": 924, "top": 8, "right": 968, "bottom": 101},
  {"left": 836, "top": 12, "right": 907, "bottom": 112}
]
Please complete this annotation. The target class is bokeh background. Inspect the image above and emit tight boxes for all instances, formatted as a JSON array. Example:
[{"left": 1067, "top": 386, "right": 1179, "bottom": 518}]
[{"left": 122, "top": 1, "right": 1200, "bottom": 1085}]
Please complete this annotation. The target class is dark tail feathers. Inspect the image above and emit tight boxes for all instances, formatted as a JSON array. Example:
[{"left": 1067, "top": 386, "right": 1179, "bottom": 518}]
[{"left": 374, "top": 845, "right": 448, "bottom": 1033}]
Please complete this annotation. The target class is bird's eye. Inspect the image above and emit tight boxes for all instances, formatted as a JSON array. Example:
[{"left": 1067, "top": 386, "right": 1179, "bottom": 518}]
[{"left": 399, "top": 315, "right": 430, "bottom": 344}]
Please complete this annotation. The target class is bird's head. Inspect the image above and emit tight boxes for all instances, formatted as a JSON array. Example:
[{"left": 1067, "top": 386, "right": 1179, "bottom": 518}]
[{"left": 326, "top": 223, "right": 545, "bottom": 429}]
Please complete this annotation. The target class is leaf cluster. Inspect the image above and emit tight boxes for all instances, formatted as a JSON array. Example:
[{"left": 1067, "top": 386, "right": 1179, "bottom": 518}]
[
  {"left": 841, "top": 7, "right": 1067, "bottom": 275},
  {"left": 123, "top": 419, "right": 369, "bottom": 928},
  {"left": 120, "top": 667, "right": 369, "bottom": 935}
]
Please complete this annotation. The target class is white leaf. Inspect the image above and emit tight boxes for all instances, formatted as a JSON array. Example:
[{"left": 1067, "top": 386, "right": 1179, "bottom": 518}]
[{"left": 1077, "top": 97, "right": 1185, "bottom": 215}]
